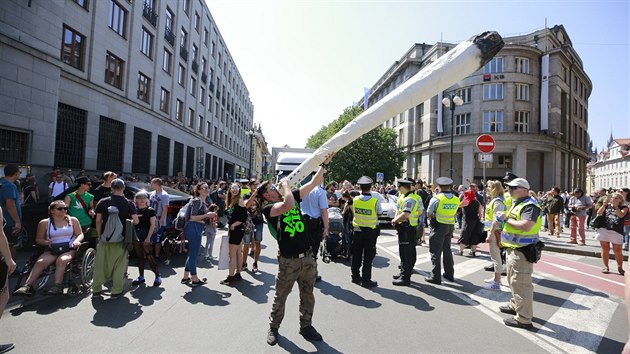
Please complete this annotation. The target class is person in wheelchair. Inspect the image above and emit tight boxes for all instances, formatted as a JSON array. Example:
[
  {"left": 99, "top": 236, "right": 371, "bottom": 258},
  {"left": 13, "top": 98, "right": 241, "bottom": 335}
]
[{"left": 14, "top": 200, "right": 84, "bottom": 296}]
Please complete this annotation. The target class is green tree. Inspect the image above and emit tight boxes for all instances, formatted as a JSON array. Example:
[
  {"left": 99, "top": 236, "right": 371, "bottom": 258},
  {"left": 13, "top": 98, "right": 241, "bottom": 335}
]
[{"left": 305, "top": 106, "right": 405, "bottom": 183}]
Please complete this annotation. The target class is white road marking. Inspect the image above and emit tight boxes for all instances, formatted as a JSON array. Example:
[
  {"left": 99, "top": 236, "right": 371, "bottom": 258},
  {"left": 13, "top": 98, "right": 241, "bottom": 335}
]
[{"left": 540, "top": 261, "right": 625, "bottom": 286}]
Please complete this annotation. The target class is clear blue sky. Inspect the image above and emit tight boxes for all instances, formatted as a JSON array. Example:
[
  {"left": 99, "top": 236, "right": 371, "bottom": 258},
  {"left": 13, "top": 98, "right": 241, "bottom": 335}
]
[{"left": 207, "top": 0, "right": 629, "bottom": 152}]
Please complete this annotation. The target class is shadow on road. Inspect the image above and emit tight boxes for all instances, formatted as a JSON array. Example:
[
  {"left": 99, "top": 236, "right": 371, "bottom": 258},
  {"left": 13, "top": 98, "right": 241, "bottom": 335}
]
[
  {"left": 129, "top": 285, "right": 165, "bottom": 306},
  {"left": 316, "top": 280, "right": 381, "bottom": 309},
  {"left": 533, "top": 316, "right": 623, "bottom": 353},
  {"left": 90, "top": 296, "right": 143, "bottom": 328},
  {"left": 372, "top": 255, "right": 391, "bottom": 268},
  {"left": 181, "top": 286, "right": 231, "bottom": 306},
  {"left": 229, "top": 269, "right": 276, "bottom": 304},
  {"left": 277, "top": 334, "right": 343, "bottom": 354},
  {"left": 373, "top": 284, "right": 434, "bottom": 311},
  {"left": 10, "top": 291, "right": 90, "bottom": 317},
  {"left": 536, "top": 277, "right": 610, "bottom": 298}
]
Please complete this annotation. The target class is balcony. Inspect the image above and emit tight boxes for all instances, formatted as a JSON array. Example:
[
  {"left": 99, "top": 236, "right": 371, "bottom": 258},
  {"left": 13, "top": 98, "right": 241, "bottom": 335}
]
[
  {"left": 191, "top": 60, "right": 198, "bottom": 73},
  {"left": 201, "top": 71, "right": 207, "bottom": 83},
  {"left": 179, "top": 46, "right": 188, "bottom": 61},
  {"left": 142, "top": 3, "right": 158, "bottom": 27},
  {"left": 164, "top": 27, "right": 175, "bottom": 46}
]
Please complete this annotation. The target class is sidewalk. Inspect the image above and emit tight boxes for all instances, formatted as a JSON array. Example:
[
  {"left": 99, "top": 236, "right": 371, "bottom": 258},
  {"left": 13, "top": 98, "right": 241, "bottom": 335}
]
[{"left": 452, "top": 226, "right": 628, "bottom": 261}]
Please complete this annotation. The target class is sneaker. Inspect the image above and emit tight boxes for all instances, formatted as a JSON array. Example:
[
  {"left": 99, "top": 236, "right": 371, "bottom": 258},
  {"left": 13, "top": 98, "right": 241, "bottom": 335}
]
[
  {"left": 499, "top": 305, "right": 517, "bottom": 315},
  {"left": 13, "top": 284, "right": 35, "bottom": 297},
  {"left": 267, "top": 328, "right": 279, "bottom": 346},
  {"left": 163, "top": 259, "right": 171, "bottom": 266},
  {"left": 110, "top": 292, "right": 124, "bottom": 299},
  {"left": 484, "top": 277, "right": 496, "bottom": 283},
  {"left": 91, "top": 291, "right": 103, "bottom": 299},
  {"left": 131, "top": 276, "right": 145, "bottom": 286},
  {"left": 299, "top": 325, "right": 323, "bottom": 341},
  {"left": 153, "top": 277, "right": 162, "bottom": 287},
  {"left": 252, "top": 262, "right": 258, "bottom": 272},
  {"left": 181, "top": 278, "right": 191, "bottom": 284},
  {"left": 191, "top": 278, "right": 208, "bottom": 287},
  {"left": 0, "top": 343, "right": 15, "bottom": 354},
  {"left": 484, "top": 281, "right": 500, "bottom": 290},
  {"left": 234, "top": 273, "right": 243, "bottom": 281},
  {"left": 504, "top": 317, "right": 533, "bottom": 329},
  {"left": 45, "top": 284, "right": 64, "bottom": 295}
]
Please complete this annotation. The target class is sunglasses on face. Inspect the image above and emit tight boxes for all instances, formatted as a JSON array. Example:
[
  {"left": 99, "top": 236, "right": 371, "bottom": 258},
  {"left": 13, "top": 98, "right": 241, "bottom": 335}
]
[
  {"left": 508, "top": 186, "right": 520, "bottom": 190},
  {"left": 54, "top": 207, "right": 69, "bottom": 211}
]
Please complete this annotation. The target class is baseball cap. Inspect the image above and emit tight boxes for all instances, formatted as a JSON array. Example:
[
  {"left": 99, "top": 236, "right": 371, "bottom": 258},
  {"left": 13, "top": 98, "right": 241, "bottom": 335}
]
[{"left": 505, "top": 178, "right": 530, "bottom": 190}]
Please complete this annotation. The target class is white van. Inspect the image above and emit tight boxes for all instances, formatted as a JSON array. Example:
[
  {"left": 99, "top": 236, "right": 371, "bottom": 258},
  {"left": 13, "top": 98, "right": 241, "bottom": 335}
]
[{"left": 275, "top": 151, "right": 317, "bottom": 185}]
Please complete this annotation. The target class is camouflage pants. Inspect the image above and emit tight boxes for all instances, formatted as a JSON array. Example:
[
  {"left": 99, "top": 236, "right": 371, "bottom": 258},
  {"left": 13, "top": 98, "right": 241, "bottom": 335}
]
[{"left": 269, "top": 253, "right": 317, "bottom": 329}]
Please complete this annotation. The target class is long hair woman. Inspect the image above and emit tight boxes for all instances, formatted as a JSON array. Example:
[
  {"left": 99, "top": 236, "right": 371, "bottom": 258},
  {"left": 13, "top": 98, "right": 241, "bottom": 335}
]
[
  {"left": 181, "top": 182, "right": 215, "bottom": 286},
  {"left": 595, "top": 192, "right": 628, "bottom": 275},
  {"left": 483, "top": 180, "right": 506, "bottom": 289},
  {"left": 220, "top": 183, "right": 248, "bottom": 285}
]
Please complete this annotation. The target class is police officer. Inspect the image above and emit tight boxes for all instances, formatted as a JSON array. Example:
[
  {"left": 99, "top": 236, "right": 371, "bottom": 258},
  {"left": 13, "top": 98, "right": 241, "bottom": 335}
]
[
  {"left": 350, "top": 176, "right": 382, "bottom": 288},
  {"left": 495, "top": 177, "right": 541, "bottom": 329},
  {"left": 391, "top": 179, "right": 421, "bottom": 286},
  {"left": 425, "top": 177, "right": 460, "bottom": 285}
]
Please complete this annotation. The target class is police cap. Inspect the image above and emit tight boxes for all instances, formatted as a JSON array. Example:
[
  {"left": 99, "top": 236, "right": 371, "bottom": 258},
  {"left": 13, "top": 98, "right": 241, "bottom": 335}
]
[
  {"left": 503, "top": 171, "right": 518, "bottom": 182},
  {"left": 397, "top": 178, "right": 413, "bottom": 187},
  {"left": 435, "top": 177, "right": 453, "bottom": 186},
  {"left": 356, "top": 176, "right": 373, "bottom": 185}
]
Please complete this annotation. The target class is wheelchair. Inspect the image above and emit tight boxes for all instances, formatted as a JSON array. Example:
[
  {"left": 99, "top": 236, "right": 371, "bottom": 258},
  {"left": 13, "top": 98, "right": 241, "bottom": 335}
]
[{"left": 13, "top": 242, "right": 96, "bottom": 296}]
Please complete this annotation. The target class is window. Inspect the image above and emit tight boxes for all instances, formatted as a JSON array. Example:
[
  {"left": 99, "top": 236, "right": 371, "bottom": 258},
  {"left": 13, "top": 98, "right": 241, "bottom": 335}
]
[
  {"left": 483, "top": 83, "right": 503, "bottom": 100},
  {"left": 203, "top": 28, "right": 209, "bottom": 46},
  {"left": 514, "top": 111, "right": 530, "bottom": 132},
  {"left": 515, "top": 83, "right": 529, "bottom": 101},
  {"left": 137, "top": 72, "right": 150, "bottom": 103},
  {"left": 54, "top": 103, "right": 86, "bottom": 168},
  {"left": 483, "top": 111, "right": 503, "bottom": 132},
  {"left": 483, "top": 57, "right": 503, "bottom": 73},
  {"left": 97, "top": 116, "right": 125, "bottom": 171},
  {"left": 108, "top": 0, "right": 127, "bottom": 37},
  {"left": 160, "top": 87, "right": 170, "bottom": 113},
  {"left": 162, "top": 48, "right": 172, "bottom": 74},
  {"left": 200, "top": 86, "right": 205, "bottom": 104},
  {"left": 206, "top": 122, "right": 212, "bottom": 138},
  {"left": 132, "top": 127, "right": 151, "bottom": 174},
  {"left": 188, "top": 108, "right": 195, "bottom": 128},
  {"left": 454, "top": 113, "right": 471, "bottom": 135},
  {"left": 175, "top": 99, "right": 183, "bottom": 121},
  {"left": 208, "top": 95, "right": 213, "bottom": 111},
  {"left": 165, "top": 7, "right": 174, "bottom": 30},
  {"left": 190, "top": 76, "right": 196, "bottom": 96},
  {"left": 562, "top": 65, "right": 568, "bottom": 82},
  {"left": 61, "top": 25, "right": 85, "bottom": 70},
  {"left": 180, "top": 28, "right": 187, "bottom": 48},
  {"left": 515, "top": 57, "right": 530, "bottom": 74},
  {"left": 191, "top": 44, "right": 198, "bottom": 61},
  {"left": 198, "top": 115, "right": 204, "bottom": 133},
  {"left": 214, "top": 127, "right": 218, "bottom": 143},
  {"left": 73, "top": 0, "right": 88, "bottom": 9},
  {"left": 211, "top": 41, "right": 216, "bottom": 57},
  {"left": 455, "top": 87, "right": 472, "bottom": 103},
  {"left": 178, "top": 64, "right": 185, "bottom": 86},
  {"left": 173, "top": 142, "right": 183, "bottom": 175},
  {"left": 194, "top": 12, "right": 200, "bottom": 31},
  {"left": 201, "top": 57, "right": 206, "bottom": 74},
  {"left": 140, "top": 27, "right": 153, "bottom": 58},
  {"left": 104, "top": 52, "right": 124, "bottom": 89},
  {"left": 183, "top": 0, "right": 190, "bottom": 16}
]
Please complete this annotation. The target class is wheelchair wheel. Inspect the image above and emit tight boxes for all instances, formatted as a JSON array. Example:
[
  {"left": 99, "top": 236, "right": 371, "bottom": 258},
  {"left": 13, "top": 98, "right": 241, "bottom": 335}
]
[
  {"left": 36, "top": 271, "right": 50, "bottom": 291},
  {"left": 67, "top": 284, "right": 80, "bottom": 297},
  {"left": 80, "top": 248, "right": 96, "bottom": 288},
  {"left": 13, "top": 262, "right": 32, "bottom": 292},
  {"left": 14, "top": 227, "right": 29, "bottom": 251}
]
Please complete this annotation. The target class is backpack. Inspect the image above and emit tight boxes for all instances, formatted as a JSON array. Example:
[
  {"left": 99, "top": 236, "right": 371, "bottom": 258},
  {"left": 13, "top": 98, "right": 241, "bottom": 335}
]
[
  {"left": 173, "top": 198, "right": 198, "bottom": 231},
  {"left": 100, "top": 205, "right": 124, "bottom": 243}
]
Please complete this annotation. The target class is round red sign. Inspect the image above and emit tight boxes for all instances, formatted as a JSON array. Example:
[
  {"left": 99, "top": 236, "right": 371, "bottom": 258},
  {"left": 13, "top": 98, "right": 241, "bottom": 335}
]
[{"left": 476, "top": 134, "right": 495, "bottom": 153}]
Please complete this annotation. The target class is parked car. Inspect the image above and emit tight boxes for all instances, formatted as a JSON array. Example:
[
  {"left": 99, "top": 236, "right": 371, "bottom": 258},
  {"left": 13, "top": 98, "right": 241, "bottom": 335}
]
[
  {"left": 333, "top": 190, "right": 397, "bottom": 226},
  {"left": 20, "top": 182, "right": 191, "bottom": 250}
]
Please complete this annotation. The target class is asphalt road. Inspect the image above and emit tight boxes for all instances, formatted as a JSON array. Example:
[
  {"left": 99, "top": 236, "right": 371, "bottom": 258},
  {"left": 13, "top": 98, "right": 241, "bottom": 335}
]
[{"left": 1, "top": 226, "right": 627, "bottom": 353}]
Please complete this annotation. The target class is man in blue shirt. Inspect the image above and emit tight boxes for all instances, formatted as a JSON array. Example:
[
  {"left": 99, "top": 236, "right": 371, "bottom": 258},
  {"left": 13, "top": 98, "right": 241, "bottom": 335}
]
[
  {"left": 301, "top": 179, "right": 329, "bottom": 282},
  {"left": 0, "top": 165, "right": 22, "bottom": 251}
]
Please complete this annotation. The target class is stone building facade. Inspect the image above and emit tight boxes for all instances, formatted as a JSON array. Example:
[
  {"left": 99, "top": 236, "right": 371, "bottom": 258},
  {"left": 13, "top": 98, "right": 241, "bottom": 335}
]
[
  {"left": 590, "top": 138, "right": 630, "bottom": 190},
  {"left": 0, "top": 0, "right": 255, "bottom": 183}
]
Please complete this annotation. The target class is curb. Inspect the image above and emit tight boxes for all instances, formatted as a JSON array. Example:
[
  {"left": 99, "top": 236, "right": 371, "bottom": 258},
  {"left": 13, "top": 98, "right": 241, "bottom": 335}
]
[{"left": 543, "top": 244, "right": 629, "bottom": 261}]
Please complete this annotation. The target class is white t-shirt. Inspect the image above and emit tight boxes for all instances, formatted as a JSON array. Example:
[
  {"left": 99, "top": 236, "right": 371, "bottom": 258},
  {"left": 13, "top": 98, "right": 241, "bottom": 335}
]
[
  {"left": 49, "top": 180, "right": 69, "bottom": 197},
  {"left": 149, "top": 190, "right": 170, "bottom": 220}
]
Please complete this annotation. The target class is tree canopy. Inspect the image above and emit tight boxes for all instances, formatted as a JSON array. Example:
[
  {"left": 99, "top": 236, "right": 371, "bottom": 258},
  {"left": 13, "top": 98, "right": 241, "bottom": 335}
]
[{"left": 305, "top": 106, "right": 406, "bottom": 184}]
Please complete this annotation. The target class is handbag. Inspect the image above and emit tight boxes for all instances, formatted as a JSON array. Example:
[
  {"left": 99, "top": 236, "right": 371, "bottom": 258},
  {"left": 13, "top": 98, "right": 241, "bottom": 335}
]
[
  {"left": 218, "top": 234, "right": 230, "bottom": 270},
  {"left": 50, "top": 241, "right": 72, "bottom": 255},
  {"left": 590, "top": 215, "right": 606, "bottom": 229}
]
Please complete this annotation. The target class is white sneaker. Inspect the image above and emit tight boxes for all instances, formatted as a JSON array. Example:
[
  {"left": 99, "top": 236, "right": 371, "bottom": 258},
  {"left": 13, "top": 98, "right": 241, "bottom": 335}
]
[
  {"left": 484, "top": 281, "right": 500, "bottom": 290},
  {"left": 484, "top": 277, "right": 496, "bottom": 283}
]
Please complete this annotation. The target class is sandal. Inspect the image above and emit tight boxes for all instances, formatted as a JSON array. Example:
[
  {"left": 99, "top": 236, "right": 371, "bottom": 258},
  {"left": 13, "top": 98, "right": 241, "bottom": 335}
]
[
  {"left": 601, "top": 267, "right": 610, "bottom": 274},
  {"left": 191, "top": 278, "right": 207, "bottom": 287},
  {"left": 619, "top": 267, "right": 625, "bottom": 276},
  {"left": 45, "top": 284, "right": 64, "bottom": 295},
  {"left": 14, "top": 284, "right": 35, "bottom": 297}
]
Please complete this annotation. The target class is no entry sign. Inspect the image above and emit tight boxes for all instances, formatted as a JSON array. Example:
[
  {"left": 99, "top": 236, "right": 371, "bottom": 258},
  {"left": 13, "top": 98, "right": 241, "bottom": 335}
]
[{"left": 476, "top": 134, "right": 495, "bottom": 153}]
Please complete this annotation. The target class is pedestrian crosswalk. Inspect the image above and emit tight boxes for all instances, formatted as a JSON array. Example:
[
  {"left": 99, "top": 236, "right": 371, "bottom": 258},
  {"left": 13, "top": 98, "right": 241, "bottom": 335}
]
[{"left": 375, "top": 232, "right": 622, "bottom": 354}]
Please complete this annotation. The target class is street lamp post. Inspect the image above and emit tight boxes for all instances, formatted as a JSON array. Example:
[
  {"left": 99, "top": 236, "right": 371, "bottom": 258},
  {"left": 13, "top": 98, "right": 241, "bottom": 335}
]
[
  {"left": 246, "top": 130, "right": 254, "bottom": 179},
  {"left": 442, "top": 93, "right": 463, "bottom": 181}
]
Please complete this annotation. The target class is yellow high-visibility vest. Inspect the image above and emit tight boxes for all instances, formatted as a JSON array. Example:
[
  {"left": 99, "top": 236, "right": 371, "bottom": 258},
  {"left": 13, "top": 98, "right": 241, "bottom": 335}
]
[
  {"left": 352, "top": 196, "right": 378, "bottom": 229},
  {"left": 434, "top": 193, "right": 460, "bottom": 225},
  {"left": 501, "top": 197, "right": 542, "bottom": 248}
]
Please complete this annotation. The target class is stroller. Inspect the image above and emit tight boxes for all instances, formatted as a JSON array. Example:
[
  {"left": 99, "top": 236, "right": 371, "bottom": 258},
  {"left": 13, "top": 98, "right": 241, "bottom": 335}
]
[{"left": 321, "top": 207, "right": 344, "bottom": 263}]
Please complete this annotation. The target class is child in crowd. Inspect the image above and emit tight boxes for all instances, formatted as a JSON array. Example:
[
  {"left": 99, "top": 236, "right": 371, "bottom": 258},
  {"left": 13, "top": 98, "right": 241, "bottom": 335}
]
[{"left": 204, "top": 204, "right": 219, "bottom": 263}]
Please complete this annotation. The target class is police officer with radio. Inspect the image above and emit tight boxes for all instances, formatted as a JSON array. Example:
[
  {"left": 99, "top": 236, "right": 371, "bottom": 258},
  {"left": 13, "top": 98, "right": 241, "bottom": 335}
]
[
  {"left": 495, "top": 177, "right": 541, "bottom": 329},
  {"left": 350, "top": 176, "right": 382, "bottom": 288},
  {"left": 391, "top": 179, "right": 422, "bottom": 286},
  {"left": 425, "top": 177, "right": 460, "bottom": 285}
]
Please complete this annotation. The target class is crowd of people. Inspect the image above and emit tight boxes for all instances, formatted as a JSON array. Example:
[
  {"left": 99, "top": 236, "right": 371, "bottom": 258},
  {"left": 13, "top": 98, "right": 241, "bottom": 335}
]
[{"left": 1, "top": 160, "right": 630, "bottom": 350}]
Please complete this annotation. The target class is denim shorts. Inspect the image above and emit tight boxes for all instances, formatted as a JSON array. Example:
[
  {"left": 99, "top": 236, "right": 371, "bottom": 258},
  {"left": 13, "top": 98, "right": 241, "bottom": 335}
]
[{"left": 243, "top": 223, "right": 264, "bottom": 243}]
